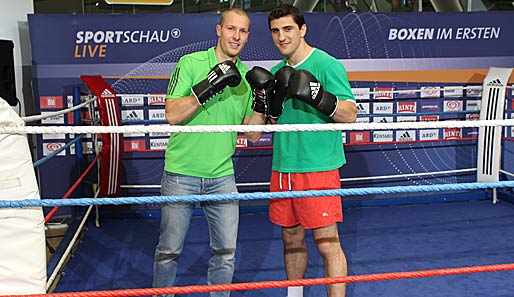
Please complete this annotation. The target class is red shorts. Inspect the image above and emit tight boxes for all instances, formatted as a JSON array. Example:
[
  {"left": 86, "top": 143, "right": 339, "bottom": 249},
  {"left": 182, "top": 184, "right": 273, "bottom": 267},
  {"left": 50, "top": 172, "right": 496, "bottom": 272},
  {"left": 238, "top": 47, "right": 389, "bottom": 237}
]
[{"left": 269, "top": 169, "right": 343, "bottom": 229}]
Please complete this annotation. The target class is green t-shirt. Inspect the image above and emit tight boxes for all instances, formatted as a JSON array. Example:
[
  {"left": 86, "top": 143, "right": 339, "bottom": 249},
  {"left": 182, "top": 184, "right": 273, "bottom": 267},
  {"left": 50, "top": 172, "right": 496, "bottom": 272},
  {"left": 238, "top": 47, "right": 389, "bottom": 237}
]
[
  {"left": 271, "top": 48, "right": 356, "bottom": 173},
  {"left": 164, "top": 47, "right": 253, "bottom": 178}
]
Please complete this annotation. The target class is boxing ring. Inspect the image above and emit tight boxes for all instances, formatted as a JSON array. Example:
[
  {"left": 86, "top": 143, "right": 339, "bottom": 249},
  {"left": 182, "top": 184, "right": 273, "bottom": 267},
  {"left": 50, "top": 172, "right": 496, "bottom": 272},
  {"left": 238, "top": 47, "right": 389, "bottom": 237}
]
[{"left": 2, "top": 68, "right": 514, "bottom": 296}]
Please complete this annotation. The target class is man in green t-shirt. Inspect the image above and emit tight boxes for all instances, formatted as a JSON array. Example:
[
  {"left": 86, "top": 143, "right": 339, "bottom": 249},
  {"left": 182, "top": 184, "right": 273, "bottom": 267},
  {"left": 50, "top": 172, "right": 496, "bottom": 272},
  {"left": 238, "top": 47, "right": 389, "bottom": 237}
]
[
  {"left": 266, "top": 4, "right": 357, "bottom": 297},
  {"left": 153, "top": 8, "right": 266, "bottom": 297}
]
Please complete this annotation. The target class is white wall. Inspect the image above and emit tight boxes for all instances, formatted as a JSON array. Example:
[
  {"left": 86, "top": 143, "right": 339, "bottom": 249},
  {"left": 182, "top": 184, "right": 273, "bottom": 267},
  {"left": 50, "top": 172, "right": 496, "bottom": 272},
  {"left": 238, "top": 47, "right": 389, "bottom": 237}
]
[{"left": 0, "top": 0, "right": 34, "bottom": 115}]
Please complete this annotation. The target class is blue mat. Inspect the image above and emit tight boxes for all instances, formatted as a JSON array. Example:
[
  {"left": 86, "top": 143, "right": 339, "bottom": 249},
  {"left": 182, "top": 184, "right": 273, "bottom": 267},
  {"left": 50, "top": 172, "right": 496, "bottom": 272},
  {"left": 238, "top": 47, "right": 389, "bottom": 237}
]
[{"left": 54, "top": 199, "right": 514, "bottom": 296}]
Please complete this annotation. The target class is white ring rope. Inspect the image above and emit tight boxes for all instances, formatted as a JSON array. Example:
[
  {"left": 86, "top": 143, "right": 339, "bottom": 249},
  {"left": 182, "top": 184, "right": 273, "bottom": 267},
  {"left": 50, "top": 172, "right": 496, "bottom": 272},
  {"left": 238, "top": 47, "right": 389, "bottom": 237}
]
[
  {"left": 21, "top": 97, "right": 97, "bottom": 123},
  {"left": 362, "top": 85, "right": 483, "bottom": 95},
  {"left": 1, "top": 119, "right": 514, "bottom": 135}
]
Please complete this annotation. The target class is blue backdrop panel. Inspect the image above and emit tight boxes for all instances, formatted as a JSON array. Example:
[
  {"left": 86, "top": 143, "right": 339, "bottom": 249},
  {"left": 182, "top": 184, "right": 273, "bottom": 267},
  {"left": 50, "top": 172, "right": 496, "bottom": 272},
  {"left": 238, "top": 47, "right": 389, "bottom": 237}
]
[{"left": 28, "top": 12, "right": 514, "bottom": 200}]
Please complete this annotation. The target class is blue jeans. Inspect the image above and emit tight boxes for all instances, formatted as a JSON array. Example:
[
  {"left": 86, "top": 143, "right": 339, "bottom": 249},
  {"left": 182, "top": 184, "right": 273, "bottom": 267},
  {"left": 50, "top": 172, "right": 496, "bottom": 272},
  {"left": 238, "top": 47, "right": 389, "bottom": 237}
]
[{"left": 153, "top": 171, "right": 239, "bottom": 297}]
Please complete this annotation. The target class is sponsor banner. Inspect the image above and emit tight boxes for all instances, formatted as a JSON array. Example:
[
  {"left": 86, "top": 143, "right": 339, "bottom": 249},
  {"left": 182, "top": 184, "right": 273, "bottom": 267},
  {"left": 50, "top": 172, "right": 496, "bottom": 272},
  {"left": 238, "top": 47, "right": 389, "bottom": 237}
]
[
  {"left": 124, "top": 139, "right": 147, "bottom": 150},
  {"left": 121, "top": 95, "right": 145, "bottom": 106},
  {"left": 396, "top": 116, "right": 417, "bottom": 122},
  {"left": 342, "top": 132, "right": 346, "bottom": 144},
  {"left": 43, "top": 142, "right": 66, "bottom": 156},
  {"left": 150, "top": 138, "right": 168, "bottom": 150},
  {"left": 356, "top": 102, "right": 370, "bottom": 114},
  {"left": 395, "top": 87, "right": 417, "bottom": 99},
  {"left": 373, "top": 88, "right": 393, "bottom": 100},
  {"left": 356, "top": 117, "right": 370, "bottom": 123},
  {"left": 420, "top": 115, "right": 440, "bottom": 121},
  {"left": 349, "top": 131, "right": 370, "bottom": 144},
  {"left": 373, "top": 130, "right": 393, "bottom": 142},
  {"left": 466, "top": 86, "right": 483, "bottom": 97},
  {"left": 419, "top": 129, "right": 439, "bottom": 141},
  {"left": 352, "top": 88, "right": 371, "bottom": 100},
  {"left": 397, "top": 101, "right": 416, "bottom": 113},
  {"left": 466, "top": 113, "right": 480, "bottom": 120},
  {"left": 463, "top": 127, "right": 479, "bottom": 138},
  {"left": 149, "top": 131, "right": 171, "bottom": 137},
  {"left": 148, "top": 108, "right": 166, "bottom": 120},
  {"left": 373, "top": 116, "right": 393, "bottom": 123},
  {"left": 252, "top": 133, "right": 273, "bottom": 146},
  {"left": 122, "top": 109, "right": 145, "bottom": 121},
  {"left": 420, "top": 86, "right": 441, "bottom": 98},
  {"left": 466, "top": 99, "right": 481, "bottom": 110},
  {"left": 373, "top": 102, "right": 393, "bottom": 114},
  {"left": 443, "top": 100, "right": 463, "bottom": 112},
  {"left": 444, "top": 128, "right": 462, "bottom": 139},
  {"left": 41, "top": 113, "right": 65, "bottom": 124},
  {"left": 42, "top": 133, "right": 66, "bottom": 140},
  {"left": 40, "top": 96, "right": 64, "bottom": 109},
  {"left": 419, "top": 99, "right": 441, "bottom": 112},
  {"left": 396, "top": 130, "right": 416, "bottom": 141},
  {"left": 236, "top": 135, "right": 248, "bottom": 148},
  {"left": 124, "top": 132, "right": 145, "bottom": 138},
  {"left": 443, "top": 86, "right": 464, "bottom": 97},
  {"left": 148, "top": 94, "right": 166, "bottom": 105}
]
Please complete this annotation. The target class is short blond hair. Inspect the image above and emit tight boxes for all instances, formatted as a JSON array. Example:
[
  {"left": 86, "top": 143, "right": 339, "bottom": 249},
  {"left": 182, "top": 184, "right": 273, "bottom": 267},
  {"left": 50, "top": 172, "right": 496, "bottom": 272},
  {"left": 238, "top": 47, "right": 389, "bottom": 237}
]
[{"left": 219, "top": 8, "right": 250, "bottom": 27}]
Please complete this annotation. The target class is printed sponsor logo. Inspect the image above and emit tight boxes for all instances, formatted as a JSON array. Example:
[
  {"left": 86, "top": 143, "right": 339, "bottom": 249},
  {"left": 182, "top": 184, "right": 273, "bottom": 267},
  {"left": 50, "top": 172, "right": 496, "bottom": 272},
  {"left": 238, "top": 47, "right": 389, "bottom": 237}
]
[
  {"left": 373, "top": 102, "right": 393, "bottom": 114},
  {"left": 396, "top": 130, "right": 415, "bottom": 141},
  {"left": 351, "top": 88, "right": 370, "bottom": 100},
  {"left": 395, "top": 87, "right": 417, "bottom": 99},
  {"left": 124, "top": 132, "right": 145, "bottom": 138},
  {"left": 356, "top": 103, "right": 369, "bottom": 114},
  {"left": 41, "top": 113, "right": 65, "bottom": 124},
  {"left": 466, "top": 86, "right": 483, "bottom": 97},
  {"left": 43, "top": 142, "right": 66, "bottom": 156},
  {"left": 124, "top": 139, "right": 147, "bottom": 150},
  {"left": 40, "top": 96, "right": 64, "bottom": 109},
  {"left": 373, "top": 130, "right": 393, "bottom": 142},
  {"left": 463, "top": 128, "right": 478, "bottom": 138},
  {"left": 397, "top": 102, "right": 416, "bottom": 113},
  {"left": 121, "top": 95, "right": 144, "bottom": 106},
  {"left": 150, "top": 138, "right": 168, "bottom": 150},
  {"left": 421, "top": 86, "right": 440, "bottom": 98},
  {"left": 466, "top": 113, "right": 480, "bottom": 121},
  {"left": 150, "top": 131, "right": 171, "bottom": 137},
  {"left": 148, "top": 94, "right": 166, "bottom": 105},
  {"left": 373, "top": 116, "right": 393, "bottom": 123},
  {"left": 443, "top": 86, "right": 464, "bottom": 97},
  {"left": 42, "top": 133, "right": 66, "bottom": 140},
  {"left": 444, "top": 100, "right": 463, "bottom": 112},
  {"left": 149, "top": 109, "right": 166, "bottom": 120},
  {"left": 420, "top": 115, "right": 439, "bottom": 122},
  {"left": 486, "top": 78, "right": 504, "bottom": 87},
  {"left": 373, "top": 88, "right": 393, "bottom": 99},
  {"left": 356, "top": 117, "right": 370, "bottom": 123},
  {"left": 419, "top": 129, "right": 439, "bottom": 141},
  {"left": 350, "top": 132, "right": 370, "bottom": 144},
  {"left": 101, "top": 88, "right": 115, "bottom": 98},
  {"left": 466, "top": 100, "right": 481, "bottom": 111},
  {"left": 310, "top": 82, "right": 321, "bottom": 99},
  {"left": 444, "top": 128, "right": 462, "bottom": 140},
  {"left": 342, "top": 132, "right": 346, "bottom": 144},
  {"left": 253, "top": 133, "right": 273, "bottom": 146},
  {"left": 236, "top": 135, "right": 248, "bottom": 148},
  {"left": 396, "top": 116, "right": 417, "bottom": 122},
  {"left": 122, "top": 109, "right": 144, "bottom": 121},
  {"left": 420, "top": 100, "right": 441, "bottom": 112}
]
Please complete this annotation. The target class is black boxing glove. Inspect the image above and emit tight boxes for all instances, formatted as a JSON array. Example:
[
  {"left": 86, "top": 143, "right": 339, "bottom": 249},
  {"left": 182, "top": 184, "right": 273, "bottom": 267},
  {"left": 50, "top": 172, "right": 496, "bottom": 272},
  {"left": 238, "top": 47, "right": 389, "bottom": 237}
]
[
  {"left": 192, "top": 60, "right": 242, "bottom": 105},
  {"left": 245, "top": 66, "right": 275, "bottom": 114},
  {"left": 287, "top": 69, "right": 338, "bottom": 117},
  {"left": 269, "top": 66, "right": 295, "bottom": 120}
]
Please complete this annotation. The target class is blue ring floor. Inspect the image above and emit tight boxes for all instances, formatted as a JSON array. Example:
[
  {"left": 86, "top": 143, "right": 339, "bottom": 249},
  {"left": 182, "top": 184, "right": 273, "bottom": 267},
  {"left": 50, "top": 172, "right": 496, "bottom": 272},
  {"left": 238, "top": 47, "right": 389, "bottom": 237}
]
[{"left": 54, "top": 199, "right": 514, "bottom": 296}]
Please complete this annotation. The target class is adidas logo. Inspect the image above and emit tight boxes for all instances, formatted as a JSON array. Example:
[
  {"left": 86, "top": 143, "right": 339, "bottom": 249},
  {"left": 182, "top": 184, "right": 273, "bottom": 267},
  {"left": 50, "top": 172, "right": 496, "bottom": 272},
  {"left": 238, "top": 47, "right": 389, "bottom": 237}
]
[
  {"left": 310, "top": 82, "right": 320, "bottom": 99},
  {"left": 125, "top": 110, "right": 140, "bottom": 120},
  {"left": 487, "top": 78, "right": 503, "bottom": 87},
  {"left": 207, "top": 71, "right": 218, "bottom": 83},
  {"left": 379, "top": 117, "right": 390, "bottom": 123},
  {"left": 101, "top": 89, "right": 115, "bottom": 98},
  {"left": 219, "top": 63, "right": 231, "bottom": 74},
  {"left": 399, "top": 131, "right": 412, "bottom": 141}
]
